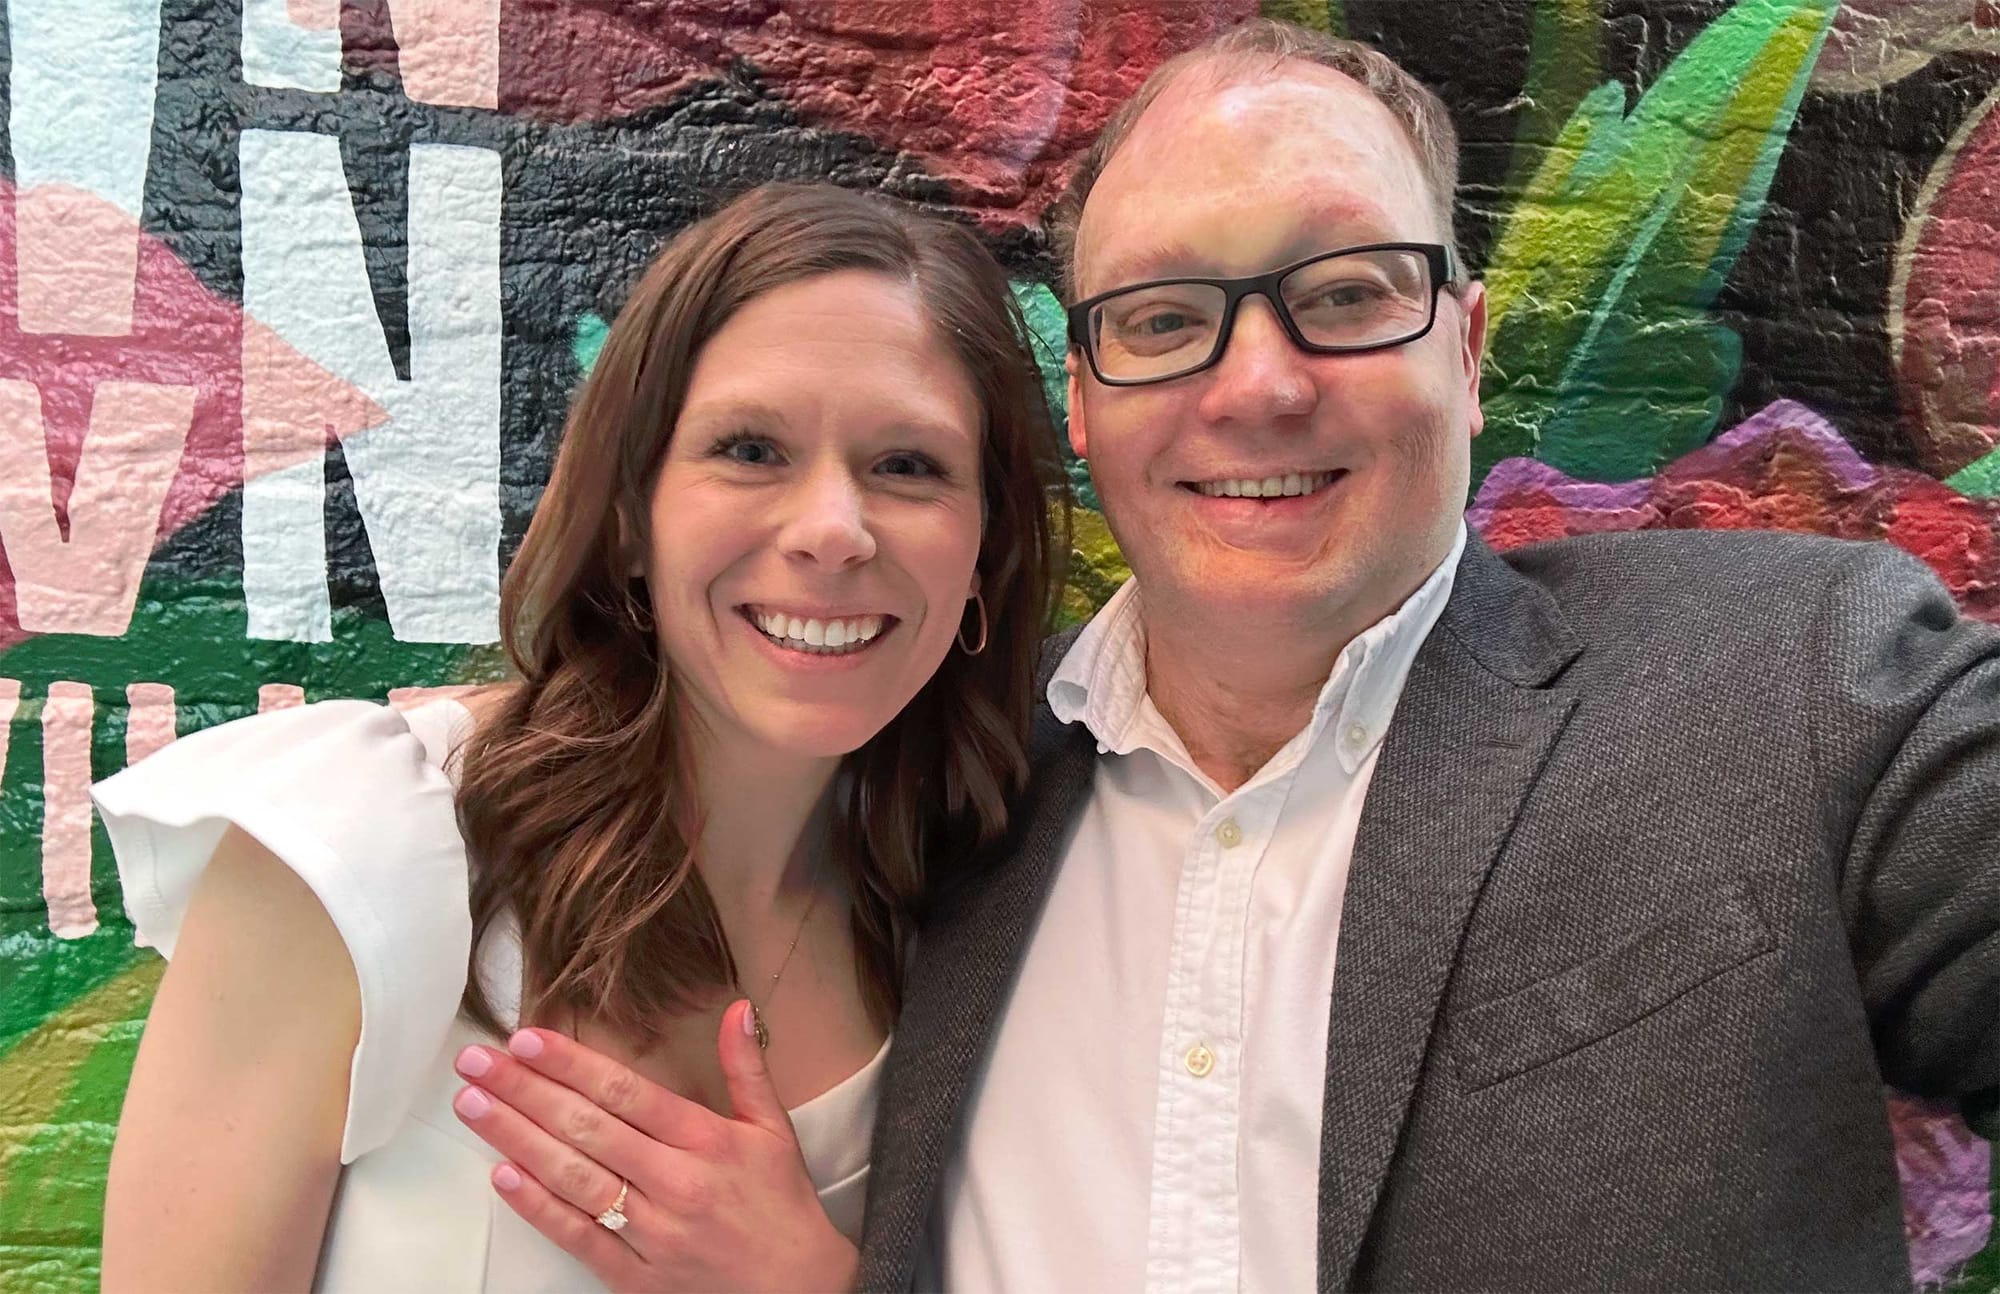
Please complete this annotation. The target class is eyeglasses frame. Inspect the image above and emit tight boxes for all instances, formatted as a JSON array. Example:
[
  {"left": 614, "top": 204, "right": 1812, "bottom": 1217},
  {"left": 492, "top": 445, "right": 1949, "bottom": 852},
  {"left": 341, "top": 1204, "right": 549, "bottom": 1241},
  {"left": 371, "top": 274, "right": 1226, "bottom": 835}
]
[{"left": 1065, "top": 241, "right": 1460, "bottom": 388}]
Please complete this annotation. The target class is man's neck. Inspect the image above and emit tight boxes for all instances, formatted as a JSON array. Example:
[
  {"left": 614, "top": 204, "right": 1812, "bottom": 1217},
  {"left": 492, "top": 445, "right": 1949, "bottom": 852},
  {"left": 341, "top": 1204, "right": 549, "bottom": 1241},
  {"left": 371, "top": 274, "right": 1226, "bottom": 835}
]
[{"left": 1145, "top": 632, "right": 1331, "bottom": 792}]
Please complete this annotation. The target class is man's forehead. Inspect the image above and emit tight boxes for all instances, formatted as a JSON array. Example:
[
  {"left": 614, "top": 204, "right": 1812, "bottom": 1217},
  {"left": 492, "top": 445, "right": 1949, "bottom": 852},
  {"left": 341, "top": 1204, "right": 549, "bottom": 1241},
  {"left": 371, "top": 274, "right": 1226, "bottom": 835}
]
[{"left": 1071, "top": 61, "right": 1436, "bottom": 296}]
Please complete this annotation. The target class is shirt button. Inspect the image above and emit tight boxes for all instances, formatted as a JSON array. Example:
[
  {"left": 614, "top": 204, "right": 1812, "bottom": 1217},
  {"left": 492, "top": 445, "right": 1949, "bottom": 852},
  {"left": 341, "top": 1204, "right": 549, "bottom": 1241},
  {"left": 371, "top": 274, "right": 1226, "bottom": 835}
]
[
  {"left": 1213, "top": 819, "right": 1242, "bottom": 848},
  {"left": 1344, "top": 722, "right": 1369, "bottom": 748},
  {"left": 1184, "top": 1043, "right": 1216, "bottom": 1078}
]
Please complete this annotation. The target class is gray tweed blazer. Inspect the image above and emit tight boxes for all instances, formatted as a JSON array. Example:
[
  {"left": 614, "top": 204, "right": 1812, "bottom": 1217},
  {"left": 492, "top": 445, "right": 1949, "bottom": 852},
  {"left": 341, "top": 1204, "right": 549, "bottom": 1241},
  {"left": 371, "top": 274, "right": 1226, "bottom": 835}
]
[{"left": 858, "top": 529, "right": 2000, "bottom": 1291}]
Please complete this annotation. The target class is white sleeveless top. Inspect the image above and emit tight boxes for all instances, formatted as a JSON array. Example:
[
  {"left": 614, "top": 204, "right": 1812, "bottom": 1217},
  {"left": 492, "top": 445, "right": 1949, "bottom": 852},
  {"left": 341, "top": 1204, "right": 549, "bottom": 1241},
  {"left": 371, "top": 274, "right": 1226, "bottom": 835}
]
[{"left": 91, "top": 699, "right": 885, "bottom": 1293}]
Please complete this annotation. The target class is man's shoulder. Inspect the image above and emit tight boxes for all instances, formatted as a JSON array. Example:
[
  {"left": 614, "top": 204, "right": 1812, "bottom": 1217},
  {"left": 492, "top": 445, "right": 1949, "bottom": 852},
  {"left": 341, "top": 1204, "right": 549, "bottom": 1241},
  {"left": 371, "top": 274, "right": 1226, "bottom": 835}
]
[
  {"left": 1034, "top": 625, "right": 1085, "bottom": 697},
  {"left": 1491, "top": 527, "right": 1932, "bottom": 615}
]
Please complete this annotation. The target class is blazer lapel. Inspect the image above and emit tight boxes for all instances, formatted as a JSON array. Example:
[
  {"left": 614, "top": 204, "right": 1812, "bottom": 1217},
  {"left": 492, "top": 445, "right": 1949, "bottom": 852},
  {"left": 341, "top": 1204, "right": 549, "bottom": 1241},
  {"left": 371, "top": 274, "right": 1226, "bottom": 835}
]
[
  {"left": 858, "top": 706, "right": 1099, "bottom": 1291},
  {"left": 1317, "top": 538, "right": 1581, "bottom": 1291}
]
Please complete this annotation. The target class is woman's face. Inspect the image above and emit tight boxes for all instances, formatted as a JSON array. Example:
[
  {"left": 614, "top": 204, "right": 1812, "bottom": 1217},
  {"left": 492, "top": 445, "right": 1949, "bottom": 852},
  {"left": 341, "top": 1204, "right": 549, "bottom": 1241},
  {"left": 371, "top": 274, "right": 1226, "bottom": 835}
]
[{"left": 643, "top": 269, "right": 986, "bottom": 762}]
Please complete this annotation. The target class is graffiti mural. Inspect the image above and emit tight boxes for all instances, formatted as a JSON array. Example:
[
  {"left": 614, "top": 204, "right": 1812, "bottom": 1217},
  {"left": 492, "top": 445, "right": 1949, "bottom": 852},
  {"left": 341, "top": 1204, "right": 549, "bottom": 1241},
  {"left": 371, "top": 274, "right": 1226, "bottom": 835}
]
[{"left": 0, "top": 0, "right": 1995, "bottom": 1287}]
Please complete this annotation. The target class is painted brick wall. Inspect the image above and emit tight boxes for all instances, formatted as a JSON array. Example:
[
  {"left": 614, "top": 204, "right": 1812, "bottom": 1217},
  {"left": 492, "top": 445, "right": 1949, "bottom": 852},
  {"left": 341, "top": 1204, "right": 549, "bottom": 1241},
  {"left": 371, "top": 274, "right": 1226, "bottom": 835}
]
[{"left": 0, "top": 1, "right": 1996, "bottom": 1288}]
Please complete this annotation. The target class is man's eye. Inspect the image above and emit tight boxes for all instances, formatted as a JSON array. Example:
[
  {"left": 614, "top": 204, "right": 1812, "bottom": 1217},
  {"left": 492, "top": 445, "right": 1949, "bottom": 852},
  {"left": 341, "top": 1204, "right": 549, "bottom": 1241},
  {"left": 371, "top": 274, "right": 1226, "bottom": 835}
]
[
  {"left": 1303, "top": 282, "right": 1386, "bottom": 310},
  {"left": 1125, "top": 309, "right": 1199, "bottom": 336}
]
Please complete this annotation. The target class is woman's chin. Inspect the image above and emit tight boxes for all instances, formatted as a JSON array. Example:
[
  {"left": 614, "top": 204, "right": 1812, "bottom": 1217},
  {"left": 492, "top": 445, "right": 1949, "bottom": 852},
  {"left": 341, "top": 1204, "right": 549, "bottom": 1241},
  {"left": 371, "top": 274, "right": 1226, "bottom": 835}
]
[{"left": 746, "top": 709, "right": 896, "bottom": 764}]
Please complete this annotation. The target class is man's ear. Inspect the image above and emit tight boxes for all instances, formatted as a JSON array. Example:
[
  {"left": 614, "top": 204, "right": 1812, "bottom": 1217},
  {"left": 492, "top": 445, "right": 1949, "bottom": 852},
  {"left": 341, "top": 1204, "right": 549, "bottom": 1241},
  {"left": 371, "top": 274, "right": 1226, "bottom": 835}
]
[
  {"left": 1457, "top": 280, "right": 1488, "bottom": 440},
  {"left": 1065, "top": 350, "right": 1088, "bottom": 460}
]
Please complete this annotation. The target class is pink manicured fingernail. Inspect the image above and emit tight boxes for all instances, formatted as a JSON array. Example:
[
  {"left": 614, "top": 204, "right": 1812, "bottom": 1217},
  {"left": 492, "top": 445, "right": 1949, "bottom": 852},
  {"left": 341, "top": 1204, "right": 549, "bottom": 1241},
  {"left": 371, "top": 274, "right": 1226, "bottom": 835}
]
[
  {"left": 508, "top": 1029, "right": 544, "bottom": 1059},
  {"left": 455, "top": 1086, "right": 493, "bottom": 1119},
  {"left": 494, "top": 1164, "right": 522, "bottom": 1192},
  {"left": 741, "top": 1000, "right": 756, "bottom": 1037},
  {"left": 455, "top": 1046, "right": 492, "bottom": 1078}
]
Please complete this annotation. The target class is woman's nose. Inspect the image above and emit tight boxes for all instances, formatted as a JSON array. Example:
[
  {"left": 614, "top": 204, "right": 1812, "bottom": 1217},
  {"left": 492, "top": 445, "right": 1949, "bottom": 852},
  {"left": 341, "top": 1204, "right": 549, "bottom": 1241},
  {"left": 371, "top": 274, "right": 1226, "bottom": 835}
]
[{"left": 776, "top": 467, "right": 877, "bottom": 569}]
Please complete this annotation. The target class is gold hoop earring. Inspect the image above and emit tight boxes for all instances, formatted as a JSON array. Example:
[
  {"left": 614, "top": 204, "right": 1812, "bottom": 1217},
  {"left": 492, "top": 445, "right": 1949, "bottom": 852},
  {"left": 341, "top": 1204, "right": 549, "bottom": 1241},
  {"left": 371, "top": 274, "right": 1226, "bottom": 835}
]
[{"left": 957, "top": 591, "right": 988, "bottom": 656}]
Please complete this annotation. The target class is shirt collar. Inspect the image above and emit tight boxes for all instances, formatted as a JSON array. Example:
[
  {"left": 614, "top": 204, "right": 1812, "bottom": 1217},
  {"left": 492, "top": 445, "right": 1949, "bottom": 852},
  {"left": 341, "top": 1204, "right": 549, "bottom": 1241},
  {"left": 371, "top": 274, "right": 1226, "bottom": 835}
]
[{"left": 1047, "top": 522, "right": 1466, "bottom": 778}]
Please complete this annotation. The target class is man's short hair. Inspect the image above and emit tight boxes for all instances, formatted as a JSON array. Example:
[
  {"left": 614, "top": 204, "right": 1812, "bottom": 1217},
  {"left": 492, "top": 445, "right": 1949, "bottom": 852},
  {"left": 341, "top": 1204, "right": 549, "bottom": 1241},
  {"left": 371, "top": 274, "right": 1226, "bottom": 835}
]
[{"left": 1049, "top": 17, "right": 1464, "bottom": 301}]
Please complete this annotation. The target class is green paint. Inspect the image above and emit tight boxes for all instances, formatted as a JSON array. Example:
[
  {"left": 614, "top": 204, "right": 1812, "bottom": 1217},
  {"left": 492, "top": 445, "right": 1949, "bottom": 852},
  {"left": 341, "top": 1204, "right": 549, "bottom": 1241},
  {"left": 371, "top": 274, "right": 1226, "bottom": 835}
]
[
  {"left": 573, "top": 311, "right": 610, "bottom": 378},
  {"left": 1479, "top": 0, "right": 1837, "bottom": 486},
  {"left": 0, "top": 1003, "right": 149, "bottom": 1246},
  {"left": 1009, "top": 279, "right": 1101, "bottom": 512},
  {"left": 0, "top": 925, "right": 150, "bottom": 1062},
  {"left": 1504, "top": 0, "right": 1605, "bottom": 199},
  {"left": 0, "top": 954, "right": 159, "bottom": 1293},
  {"left": 1945, "top": 445, "right": 2000, "bottom": 498},
  {"left": 1259, "top": 0, "right": 1346, "bottom": 37}
]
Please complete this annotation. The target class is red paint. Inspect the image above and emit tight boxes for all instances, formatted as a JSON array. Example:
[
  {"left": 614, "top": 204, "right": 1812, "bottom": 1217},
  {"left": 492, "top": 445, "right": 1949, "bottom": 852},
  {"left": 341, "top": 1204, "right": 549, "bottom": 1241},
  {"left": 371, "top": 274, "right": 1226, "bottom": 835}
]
[
  {"left": 1897, "top": 84, "right": 2000, "bottom": 477},
  {"left": 496, "top": 0, "right": 1254, "bottom": 223},
  {"left": 1472, "top": 400, "right": 2000, "bottom": 622}
]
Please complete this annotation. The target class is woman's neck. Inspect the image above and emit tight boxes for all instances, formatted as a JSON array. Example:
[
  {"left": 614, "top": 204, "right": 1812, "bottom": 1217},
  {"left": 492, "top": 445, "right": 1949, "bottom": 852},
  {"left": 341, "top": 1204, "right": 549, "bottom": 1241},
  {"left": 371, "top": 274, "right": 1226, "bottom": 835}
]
[{"left": 689, "top": 732, "right": 842, "bottom": 910}]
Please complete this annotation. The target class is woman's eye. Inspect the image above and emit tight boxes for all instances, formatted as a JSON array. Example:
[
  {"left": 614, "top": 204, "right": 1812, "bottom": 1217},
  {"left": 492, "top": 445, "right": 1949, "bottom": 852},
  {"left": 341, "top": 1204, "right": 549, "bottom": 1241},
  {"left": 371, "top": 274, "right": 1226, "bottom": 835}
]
[
  {"left": 715, "top": 436, "right": 780, "bottom": 466},
  {"left": 879, "top": 452, "right": 942, "bottom": 479}
]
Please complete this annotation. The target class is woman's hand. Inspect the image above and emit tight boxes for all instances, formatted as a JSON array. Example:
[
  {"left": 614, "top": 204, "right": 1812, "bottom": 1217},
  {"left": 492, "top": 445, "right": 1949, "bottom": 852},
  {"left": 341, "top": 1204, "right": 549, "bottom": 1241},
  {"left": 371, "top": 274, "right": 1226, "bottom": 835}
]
[{"left": 450, "top": 1000, "right": 858, "bottom": 1293}]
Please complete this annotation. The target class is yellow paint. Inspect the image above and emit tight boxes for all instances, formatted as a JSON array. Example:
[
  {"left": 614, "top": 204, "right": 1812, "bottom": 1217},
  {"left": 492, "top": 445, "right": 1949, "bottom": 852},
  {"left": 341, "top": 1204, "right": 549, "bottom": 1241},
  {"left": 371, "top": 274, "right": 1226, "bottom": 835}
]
[{"left": 0, "top": 955, "right": 163, "bottom": 1155}]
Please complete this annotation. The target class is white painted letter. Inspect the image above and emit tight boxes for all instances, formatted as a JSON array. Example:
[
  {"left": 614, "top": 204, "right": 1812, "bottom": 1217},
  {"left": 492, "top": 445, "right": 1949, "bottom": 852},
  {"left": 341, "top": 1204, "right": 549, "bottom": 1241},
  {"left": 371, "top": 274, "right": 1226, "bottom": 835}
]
[
  {"left": 239, "top": 130, "right": 502, "bottom": 644},
  {"left": 9, "top": 0, "right": 162, "bottom": 335},
  {"left": 242, "top": 0, "right": 341, "bottom": 92}
]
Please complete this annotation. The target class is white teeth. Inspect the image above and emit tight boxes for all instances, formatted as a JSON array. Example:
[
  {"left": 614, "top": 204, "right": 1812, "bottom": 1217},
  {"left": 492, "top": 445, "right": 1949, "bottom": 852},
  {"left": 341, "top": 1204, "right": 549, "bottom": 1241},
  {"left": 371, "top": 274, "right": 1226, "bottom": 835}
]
[
  {"left": 1195, "top": 471, "right": 1336, "bottom": 499},
  {"left": 747, "top": 609, "right": 888, "bottom": 655}
]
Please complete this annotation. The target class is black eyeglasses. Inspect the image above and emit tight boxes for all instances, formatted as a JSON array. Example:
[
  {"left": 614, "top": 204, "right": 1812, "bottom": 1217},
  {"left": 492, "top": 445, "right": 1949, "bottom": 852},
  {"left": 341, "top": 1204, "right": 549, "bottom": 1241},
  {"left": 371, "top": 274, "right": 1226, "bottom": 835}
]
[{"left": 1066, "top": 242, "right": 1457, "bottom": 387}]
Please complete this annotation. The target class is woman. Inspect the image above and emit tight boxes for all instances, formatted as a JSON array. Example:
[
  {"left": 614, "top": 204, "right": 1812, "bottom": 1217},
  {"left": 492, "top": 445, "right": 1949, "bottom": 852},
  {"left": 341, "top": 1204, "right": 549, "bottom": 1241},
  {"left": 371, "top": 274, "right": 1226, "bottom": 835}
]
[{"left": 92, "top": 183, "right": 1065, "bottom": 1292}]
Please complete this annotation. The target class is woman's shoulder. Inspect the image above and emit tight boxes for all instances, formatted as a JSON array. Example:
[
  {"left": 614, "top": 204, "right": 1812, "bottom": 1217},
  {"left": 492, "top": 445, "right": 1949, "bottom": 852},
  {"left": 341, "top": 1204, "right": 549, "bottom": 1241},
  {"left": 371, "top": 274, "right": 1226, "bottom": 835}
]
[{"left": 93, "top": 693, "right": 495, "bottom": 1161}]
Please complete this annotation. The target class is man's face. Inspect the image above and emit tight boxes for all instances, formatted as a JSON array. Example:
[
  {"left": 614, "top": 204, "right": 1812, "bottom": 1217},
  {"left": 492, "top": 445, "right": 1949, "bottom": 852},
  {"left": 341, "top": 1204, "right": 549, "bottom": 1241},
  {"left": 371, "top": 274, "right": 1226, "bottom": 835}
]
[{"left": 1068, "top": 62, "right": 1486, "bottom": 637}]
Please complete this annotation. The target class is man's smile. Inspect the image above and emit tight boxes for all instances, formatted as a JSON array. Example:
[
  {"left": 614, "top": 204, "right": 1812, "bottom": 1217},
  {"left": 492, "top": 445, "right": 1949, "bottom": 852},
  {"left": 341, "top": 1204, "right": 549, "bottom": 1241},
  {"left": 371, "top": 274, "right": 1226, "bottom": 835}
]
[{"left": 1179, "top": 469, "right": 1345, "bottom": 499}]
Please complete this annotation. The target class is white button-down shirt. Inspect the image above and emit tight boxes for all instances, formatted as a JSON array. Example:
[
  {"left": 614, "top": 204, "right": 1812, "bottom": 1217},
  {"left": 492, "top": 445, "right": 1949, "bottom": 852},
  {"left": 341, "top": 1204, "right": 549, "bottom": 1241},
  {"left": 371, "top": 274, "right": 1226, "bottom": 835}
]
[{"left": 923, "top": 524, "right": 1464, "bottom": 1293}]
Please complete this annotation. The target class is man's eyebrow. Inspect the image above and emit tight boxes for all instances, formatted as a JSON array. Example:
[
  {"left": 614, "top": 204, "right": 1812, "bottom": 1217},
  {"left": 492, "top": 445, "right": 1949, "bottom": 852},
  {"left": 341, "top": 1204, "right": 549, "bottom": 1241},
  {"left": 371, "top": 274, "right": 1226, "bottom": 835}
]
[{"left": 1084, "top": 241, "right": 1204, "bottom": 296}]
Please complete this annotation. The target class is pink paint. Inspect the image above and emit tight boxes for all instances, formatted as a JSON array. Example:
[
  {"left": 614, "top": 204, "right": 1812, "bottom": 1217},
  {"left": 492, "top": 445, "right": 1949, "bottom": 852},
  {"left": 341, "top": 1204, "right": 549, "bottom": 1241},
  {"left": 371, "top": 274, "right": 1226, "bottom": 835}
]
[
  {"left": 287, "top": 0, "right": 338, "bottom": 29},
  {"left": 241, "top": 317, "right": 390, "bottom": 477},
  {"left": 14, "top": 184, "right": 142, "bottom": 337},
  {"left": 123, "top": 682, "right": 176, "bottom": 765},
  {"left": 1889, "top": 1092, "right": 1993, "bottom": 1284},
  {"left": 0, "top": 379, "right": 197, "bottom": 636},
  {"left": 392, "top": 0, "right": 500, "bottom": 109},
  {"left": 387, "top": 684, "right": 478, "bottom": 711},
  {"left": 42, "top": 682, "right": 97, "bottom": 940},
  {"left": 258, "top": 683, "right": 306, "bottom": 712},
  {"left": 0, "top": 178, "right": 385, "bottom": 655}
]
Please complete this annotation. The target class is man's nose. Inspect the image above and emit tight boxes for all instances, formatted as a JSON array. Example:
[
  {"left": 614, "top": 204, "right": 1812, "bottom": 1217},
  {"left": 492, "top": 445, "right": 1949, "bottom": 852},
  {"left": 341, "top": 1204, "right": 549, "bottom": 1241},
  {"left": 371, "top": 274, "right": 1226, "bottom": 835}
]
[
  {"left": 777, "top": 464, "right": 878, "bottom": 569},
  {"left": 1196, "top": 294, "right": 1319, "bottom": 426}
]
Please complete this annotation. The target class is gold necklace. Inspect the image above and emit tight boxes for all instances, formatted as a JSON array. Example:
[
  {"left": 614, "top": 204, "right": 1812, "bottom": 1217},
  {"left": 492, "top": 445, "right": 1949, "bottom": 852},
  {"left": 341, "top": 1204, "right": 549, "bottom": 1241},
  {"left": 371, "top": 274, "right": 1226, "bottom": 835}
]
[{"left": 740, "top": 873, "right": 823, "bottom": 1050}]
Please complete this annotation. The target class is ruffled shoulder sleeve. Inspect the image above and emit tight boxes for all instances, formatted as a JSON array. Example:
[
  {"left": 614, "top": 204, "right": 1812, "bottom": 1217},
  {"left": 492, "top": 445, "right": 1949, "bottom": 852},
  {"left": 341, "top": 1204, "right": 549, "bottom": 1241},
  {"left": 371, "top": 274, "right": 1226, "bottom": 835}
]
[{"left": 91, "top": 699, "right": 473, "bottom": 1162}]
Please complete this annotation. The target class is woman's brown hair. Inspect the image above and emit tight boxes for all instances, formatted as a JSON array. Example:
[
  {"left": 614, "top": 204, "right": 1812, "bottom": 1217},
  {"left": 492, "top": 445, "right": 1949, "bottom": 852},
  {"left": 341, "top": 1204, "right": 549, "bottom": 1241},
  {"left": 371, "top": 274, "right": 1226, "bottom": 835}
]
[{"left": 455, "top": 183, "right": 1067, "bottom": 1041}]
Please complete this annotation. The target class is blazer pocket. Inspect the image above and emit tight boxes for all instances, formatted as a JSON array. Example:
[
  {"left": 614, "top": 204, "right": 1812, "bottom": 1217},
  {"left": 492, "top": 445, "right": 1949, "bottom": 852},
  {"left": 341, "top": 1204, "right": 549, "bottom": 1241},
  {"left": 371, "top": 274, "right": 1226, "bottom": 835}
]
[{"left": 1451, "top": 883, "right": 1776, "bottom": 1093}]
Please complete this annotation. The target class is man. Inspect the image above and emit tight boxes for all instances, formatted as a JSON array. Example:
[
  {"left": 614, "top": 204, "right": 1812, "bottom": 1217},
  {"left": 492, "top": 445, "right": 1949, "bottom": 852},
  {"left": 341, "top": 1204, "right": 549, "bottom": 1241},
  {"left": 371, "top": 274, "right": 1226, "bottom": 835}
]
[{"left": 858, "top": 18, "right": 2000, "bottom": 1291}]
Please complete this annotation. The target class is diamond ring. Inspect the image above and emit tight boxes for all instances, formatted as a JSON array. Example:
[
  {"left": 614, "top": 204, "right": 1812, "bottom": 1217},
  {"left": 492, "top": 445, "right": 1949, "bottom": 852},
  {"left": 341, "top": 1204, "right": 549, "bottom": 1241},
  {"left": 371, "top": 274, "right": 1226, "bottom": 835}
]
[{"left": 594, "top": 1179, "right": 630, "bottom": 1232}]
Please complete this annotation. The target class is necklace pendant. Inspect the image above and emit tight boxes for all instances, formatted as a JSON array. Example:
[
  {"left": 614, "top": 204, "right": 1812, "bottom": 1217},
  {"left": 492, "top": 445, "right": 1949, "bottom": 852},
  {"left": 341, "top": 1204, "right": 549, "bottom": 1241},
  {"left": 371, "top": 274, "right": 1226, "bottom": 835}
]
[{"left": 750, "top": 1002, "right": 770, "bottom": 1050}]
